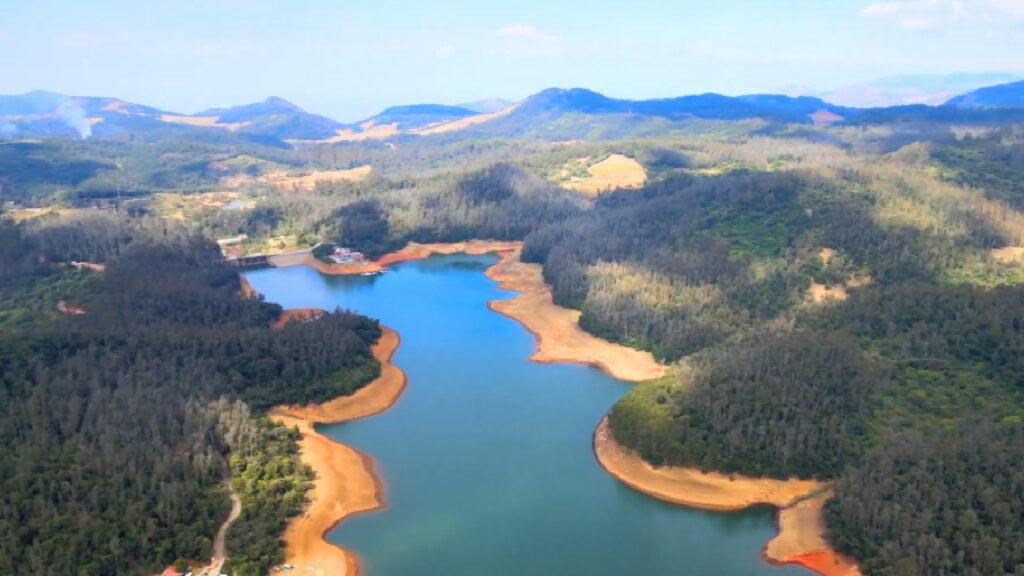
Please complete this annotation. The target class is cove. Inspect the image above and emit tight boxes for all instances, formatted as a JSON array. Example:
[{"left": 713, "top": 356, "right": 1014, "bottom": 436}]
[{"left": 244, "top": 253, "right": 805, "bottom": 576}]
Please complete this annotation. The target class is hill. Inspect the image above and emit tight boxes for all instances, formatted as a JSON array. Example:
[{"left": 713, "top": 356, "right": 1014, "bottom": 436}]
[
  {"left": 191, "top": 96, "right": 344, "bottom": 140},
  {"left": 0, "top": 90, "right": 175, "bottom": 138},
  {"left": 0, "top": 92, "right": 344, "bottom": 142},
  {"left": 946, "top": 80, "right": 1024, "bottom": 108},
  {"left": 362, "top": 104, "right": 477, "bottom": 129}
]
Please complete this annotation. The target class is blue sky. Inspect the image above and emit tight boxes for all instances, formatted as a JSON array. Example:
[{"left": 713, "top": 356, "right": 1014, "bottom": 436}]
[{"left": 2, "top": 0, "right": 1022, "bottom": 121}]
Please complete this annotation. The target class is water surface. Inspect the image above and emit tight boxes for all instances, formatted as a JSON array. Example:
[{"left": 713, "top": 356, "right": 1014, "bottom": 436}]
[{"left": 245, "top": 254, "right": 803, "bottom": 576}]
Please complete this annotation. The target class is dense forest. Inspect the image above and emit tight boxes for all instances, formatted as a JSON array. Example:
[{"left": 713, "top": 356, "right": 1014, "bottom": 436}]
[
  {"left": 0, "top": 218, "right": 381, "bottom": 575},
  {"left": 4, "top": 117, "right": 1024, "bottom": 575}
]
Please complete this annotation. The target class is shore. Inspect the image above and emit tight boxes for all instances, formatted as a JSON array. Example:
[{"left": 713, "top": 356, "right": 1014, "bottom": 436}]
[
  {"left": 252, "top": 240, "right": 854, "bottom": 576},
  {"left": 765, "top": 492, "right": 861, "bottom": 576},
  {"left": 269, "top": 326, "right": 406, "bottom": 576},
  {"left": 483, "top": 247, "right": 666, "bottom": 383},
  {"left": 269, "top": 239, "right": 666, "bottom": 382},
  {"left": 271, "top": 308, "right": 326, "bottom": 329},
  {"left": 594, "top": 417, "right": 860, "bottom": 576}
]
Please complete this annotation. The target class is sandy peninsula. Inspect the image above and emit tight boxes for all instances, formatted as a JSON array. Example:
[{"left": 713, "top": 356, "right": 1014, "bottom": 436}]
[
  {"left": 594, "top": 417, "right": 859, "bottom": 576},
  {"left": 484, "top": 247, "right": 666, "bottom": 383},
  {"left": 765, "top": 491, "right": 861, "bottom": 576},
  {"left": 269, "top": 326, "right": 406, "bottom": 576}
]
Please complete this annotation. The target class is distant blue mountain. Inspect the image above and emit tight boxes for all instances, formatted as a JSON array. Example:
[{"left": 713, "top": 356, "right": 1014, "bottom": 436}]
[
  {"left": 198, "top": 96, "right": 344, "bottom": 140},
  {"left": 456, "top": 98, "right": 513, "bottom": 114},
  {"left": 509, "top": 87, "right": 849, "bottom": 124},
  {"left": 359, "top": 104, "right": 477, "bottom": 130},
  {"left": 946, "top": 80, "right": 1024, "bottom": 109}
]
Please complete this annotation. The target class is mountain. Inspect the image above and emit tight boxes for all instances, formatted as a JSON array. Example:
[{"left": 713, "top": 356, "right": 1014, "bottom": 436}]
[
  {"left": 7, "top": 82, "right": 1024, "bottom": 145},
  {"left": 0, "top": 90, "right": 173, "bottom": 138},
  {"left": 0, "top": 92, "right": 345, "bottom": 142},
  {"left": 192, "top": 96, "right": 344, "bottom": 140},
  {"left": 946, "top": 80, "right": 1024, "bottom": 108},
  {"left": 817, "top": 72, "right": 1023, "bottom": 108},
  {"left": 457, "top": 98, "right": 514, "bottom": 114},
  {"left": 485, "top": 87, "right": 850, "bottom": 130},
  {"left": 360, "top": 104, "right": 476, "bottom": 130}
]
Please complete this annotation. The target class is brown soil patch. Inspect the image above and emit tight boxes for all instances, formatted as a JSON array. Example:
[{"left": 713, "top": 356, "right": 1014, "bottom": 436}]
[
  {"left": 70, "top": 261, "right": 106, "bottom": 272},
  {"left": 313, "top": 122, "right": 400, "bottom": 144},
  {"left": 596, "top": 417, "right": 858, "bottom": 576},
  {"left": 239, "top": 275, "right": 258, "bottom": 299},
  {"left": 808, "top": 282, "right": 848, "bottom": 303},
  {"left": 818, "top": 248, "right": 836, "bottom": 265},
  {"left": 6, "top": 207, "right": 55, "bottom": 222},
  {"left": 302, "top": 258, "right": 384, "bottom": 276},
  {"left": 560, "top": 154, "right": 647, "bottom": 196},
  {"left": 222, "top": 166, "right": 372, "bottom": 190},
  {"left": 270, "top": 327, "right": 405, "bottom": 576},
  {"left": 409, "top": 103, "right": 520, "bottom": 136},
  {"left": 992, "top": 246, "right": 1024, "bottom": 264},
  {"left": 807, "top": 274, "right": 872, "bottom": 305},
  {"left": 102, "top": 100, "right": 129, "bottom": 113},
  {"left": 56, "top": 300, "right": 86, "bottom": 315},
  {"left": 375, "top": 240, "right": 522, "bottom": 266},
  {"left": 765, "top": 492, "right": 861, "bottom": 576},
  {"left": 159, "top": 114, "right": 250, "bottom": 132},
  {"left": 810, "top": 110, "right": 844, "bottom": 126},
  {"left": 152, "top": 191, "right": 245, "bottom": 220},
  {"left": 271, "top": 308, "right": 326, "bottom": 329},
  {"left": 159, "top": 114, "right": 219, "bottom": 127}
]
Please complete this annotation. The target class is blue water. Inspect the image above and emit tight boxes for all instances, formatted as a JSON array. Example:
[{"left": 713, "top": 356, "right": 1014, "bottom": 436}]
[{"left": 244, "top": 254, "right": 803, "bottom": 576}]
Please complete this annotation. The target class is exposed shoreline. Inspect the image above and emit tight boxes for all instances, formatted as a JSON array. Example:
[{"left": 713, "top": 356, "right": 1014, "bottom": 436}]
[
  {"left": 594, "top": 417, "right": 860, "bottom": 576},
  {"left": 269, "top": 326, "right": 406, "bottom": 576},
  {"left": 269, "top": 239, "right": 666, "bottom": 382},
  {"left": 482, "top": 247, "right": 666, "bottom": 382},
  {"left": 252, "top": 240, "right": 856, "bottom": 576}
]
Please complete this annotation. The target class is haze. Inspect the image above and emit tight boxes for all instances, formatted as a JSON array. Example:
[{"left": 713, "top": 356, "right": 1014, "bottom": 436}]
[{"left": 2, "top": 0, "right": 1024, "bottom": 121}]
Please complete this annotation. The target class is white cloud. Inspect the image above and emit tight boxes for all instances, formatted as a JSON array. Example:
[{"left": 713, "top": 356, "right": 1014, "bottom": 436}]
[
  {"left": 54, "top": 32, "right": 107, "bottom": 48},
  {"left": 495, "top": 24, "right": 558, "bottom": 42},
  {"left": 861, "top": 0, "right": 1024, "bottom": 29},
  {"left": 494, "top": 24, "right": 563, "bottom": 57}
]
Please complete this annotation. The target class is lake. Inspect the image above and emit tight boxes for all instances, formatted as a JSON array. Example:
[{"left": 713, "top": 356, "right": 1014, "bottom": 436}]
[{"left": 244, "top": 253, "right": 804, "bottom": 576}]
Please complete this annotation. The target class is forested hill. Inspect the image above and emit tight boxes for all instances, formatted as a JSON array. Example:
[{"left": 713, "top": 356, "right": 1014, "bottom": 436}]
[
  {"left": 536, "top": 139, "right": 1024, "bottom": 574},
  {"left": 0, "top": 217, "right": 381, "bottom": 575}
]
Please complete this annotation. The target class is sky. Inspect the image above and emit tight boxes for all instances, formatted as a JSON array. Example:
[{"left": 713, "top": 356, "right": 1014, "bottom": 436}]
[{"left": 2, "top": 0, "right": 1023, "bottom": 121}]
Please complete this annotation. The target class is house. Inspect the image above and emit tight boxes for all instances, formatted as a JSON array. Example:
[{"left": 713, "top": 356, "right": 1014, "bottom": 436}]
[{"left": 329, "top": 247, "right": 366, "bottom": 264}]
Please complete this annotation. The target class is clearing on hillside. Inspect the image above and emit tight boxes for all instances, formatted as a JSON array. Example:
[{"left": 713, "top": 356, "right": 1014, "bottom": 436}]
[
  {"left": 557, "top": 153, "right": 647, "bottom": 196},
  {"left": 221, "top": 165, "right": 373, "bottom": 190}
]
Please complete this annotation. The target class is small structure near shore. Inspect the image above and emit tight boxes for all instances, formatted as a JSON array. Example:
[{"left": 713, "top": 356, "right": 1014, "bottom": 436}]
[{"left": 328, "top": 247, "right": 366, "bottom": 264}]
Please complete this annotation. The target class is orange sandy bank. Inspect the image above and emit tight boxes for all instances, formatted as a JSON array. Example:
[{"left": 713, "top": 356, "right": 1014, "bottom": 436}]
[
  {"left": 239, "top": 275, "right": 258, "bottom": 299},
  {"left": 765, "top": 491, "right": 860, "bottom": 576},
  {"left": 270, "top": 327, "right": 406, "bottom": 576},
  {"left": 301, "top": 257, "right": 384, "bottom": 276},
  {"left": 271, "top": 307, "right": 326, "bottom": 329},
  {"left": 376, "top": 240, "right": 522, "bottom": 267},
  {"left": 595, "top": 417, "right": 859, "bottom": 576},
  {"left": 594, "top": 418, "right": 821, "bottom": 510},
  {"left": 485, "top": 248, "right": 666, "bottom": 382}
]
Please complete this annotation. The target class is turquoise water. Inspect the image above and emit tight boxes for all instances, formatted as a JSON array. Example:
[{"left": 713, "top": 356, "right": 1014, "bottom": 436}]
[{"left": 244, "top": 254, "right": 804, "bottom": 576}]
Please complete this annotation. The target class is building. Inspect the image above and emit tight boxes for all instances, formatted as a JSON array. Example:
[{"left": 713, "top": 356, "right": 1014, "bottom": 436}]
[{"left": 330, "top": 247, "right": 366, "bottom": 264}]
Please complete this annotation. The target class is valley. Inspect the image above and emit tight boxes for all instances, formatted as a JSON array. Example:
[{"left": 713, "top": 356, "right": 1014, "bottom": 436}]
[{"left": 3, "top": 71, "right": 1024, "bottom": 576}]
